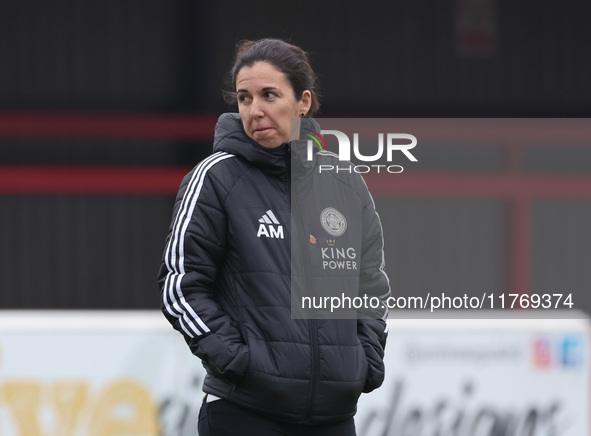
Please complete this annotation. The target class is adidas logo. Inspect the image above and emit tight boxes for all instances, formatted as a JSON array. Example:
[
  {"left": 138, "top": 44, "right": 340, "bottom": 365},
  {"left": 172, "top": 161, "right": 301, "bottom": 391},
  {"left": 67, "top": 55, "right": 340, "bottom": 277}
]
[{"left": 257, "top": 210, "right": 284, "bottom": 239}]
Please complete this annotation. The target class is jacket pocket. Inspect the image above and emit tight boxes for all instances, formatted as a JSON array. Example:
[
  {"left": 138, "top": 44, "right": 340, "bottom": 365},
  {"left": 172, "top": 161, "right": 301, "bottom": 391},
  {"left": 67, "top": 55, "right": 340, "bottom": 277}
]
[
  {"left": 361, "top": 340, "right": 385, "bottom": 393},
  {"left": 190, "top": 334, "right": 250, "bottom": 384}
]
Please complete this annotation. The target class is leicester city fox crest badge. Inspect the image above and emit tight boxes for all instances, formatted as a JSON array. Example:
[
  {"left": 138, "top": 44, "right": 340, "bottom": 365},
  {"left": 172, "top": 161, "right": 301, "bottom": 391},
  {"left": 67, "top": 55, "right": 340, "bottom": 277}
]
[{"left": 320, "top": 207, "right": 347, "bottom": 237}]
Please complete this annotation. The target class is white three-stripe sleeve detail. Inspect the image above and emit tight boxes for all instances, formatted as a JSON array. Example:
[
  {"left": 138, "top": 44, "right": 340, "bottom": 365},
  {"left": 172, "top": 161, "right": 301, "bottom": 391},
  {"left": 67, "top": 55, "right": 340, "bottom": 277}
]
[
  {"left": 165, "top": 152, "right": 233, "bottom": 336},
  {"left": 163, "top": 153, "right": 219, "bottom": 337},
  {"left": 163, "top": 153, "right": 224, "bottom": 330},
  {"left": 162, "top": 152, "right": 234, "bottom": 338}
]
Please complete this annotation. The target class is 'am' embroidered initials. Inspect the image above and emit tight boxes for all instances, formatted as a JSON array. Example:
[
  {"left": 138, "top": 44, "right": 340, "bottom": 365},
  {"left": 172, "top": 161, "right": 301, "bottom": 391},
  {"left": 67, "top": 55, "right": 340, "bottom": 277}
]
[{"left": 257, "top": 210, "right": 284, "bottom": 239}]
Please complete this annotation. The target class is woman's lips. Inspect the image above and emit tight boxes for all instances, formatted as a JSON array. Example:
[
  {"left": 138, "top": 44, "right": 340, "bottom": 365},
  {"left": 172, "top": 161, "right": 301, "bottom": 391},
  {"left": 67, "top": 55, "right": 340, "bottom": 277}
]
[{"left": 254, "top": 127, "right": 274, "bottom": 135}]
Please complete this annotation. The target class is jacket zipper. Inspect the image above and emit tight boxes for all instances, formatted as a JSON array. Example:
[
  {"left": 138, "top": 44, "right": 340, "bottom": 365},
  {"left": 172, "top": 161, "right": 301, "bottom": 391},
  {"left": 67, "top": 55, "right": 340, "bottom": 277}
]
[
  {"left": 288, "top": 148, "right": 319, "bottom": 420},
  {"left": 294, "top": 198, "right": 319, "bottom": 420},
  {"left": 305, "top": 315, "right": 319, "bottom": 420}
]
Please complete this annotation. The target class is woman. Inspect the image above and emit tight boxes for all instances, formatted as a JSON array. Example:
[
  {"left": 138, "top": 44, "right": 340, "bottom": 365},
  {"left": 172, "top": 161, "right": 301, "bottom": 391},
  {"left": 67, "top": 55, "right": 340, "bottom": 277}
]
[{"left": 159, "top": 38, "right": 390, "bottom": 435}]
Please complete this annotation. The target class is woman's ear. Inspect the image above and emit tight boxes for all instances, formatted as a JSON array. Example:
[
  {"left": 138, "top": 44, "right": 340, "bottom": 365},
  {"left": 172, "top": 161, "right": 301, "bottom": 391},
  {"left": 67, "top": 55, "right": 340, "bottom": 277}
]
[{"left": 299, "top": 90, "right": 312, "bottom": 116}]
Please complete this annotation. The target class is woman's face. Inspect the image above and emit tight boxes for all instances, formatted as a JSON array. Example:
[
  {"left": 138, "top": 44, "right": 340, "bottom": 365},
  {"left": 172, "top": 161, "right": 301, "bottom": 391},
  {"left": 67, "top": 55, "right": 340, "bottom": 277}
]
[{"left": 236, "top": 61, "right": 311, "bottom": 149}]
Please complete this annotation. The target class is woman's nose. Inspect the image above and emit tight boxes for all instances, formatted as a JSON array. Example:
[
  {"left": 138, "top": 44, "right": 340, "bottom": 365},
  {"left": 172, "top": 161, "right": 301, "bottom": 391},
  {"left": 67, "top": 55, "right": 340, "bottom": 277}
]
[{"left": 250, "top": 97, "right": 264, "bottom": 118}]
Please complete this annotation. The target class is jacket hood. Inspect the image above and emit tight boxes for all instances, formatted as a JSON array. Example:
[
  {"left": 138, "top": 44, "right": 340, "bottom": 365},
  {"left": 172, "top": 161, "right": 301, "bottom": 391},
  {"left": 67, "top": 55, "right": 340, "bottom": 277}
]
[{"left": 213, "top": 113, "right": 323, "bottom": 174}]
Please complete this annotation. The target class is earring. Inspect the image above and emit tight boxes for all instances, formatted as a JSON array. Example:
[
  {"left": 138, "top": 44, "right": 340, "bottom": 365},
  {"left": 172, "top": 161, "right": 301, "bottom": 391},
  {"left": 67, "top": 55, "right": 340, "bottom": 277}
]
[{"left": 300, "top": 113, "right": 305, "bottom": 118}]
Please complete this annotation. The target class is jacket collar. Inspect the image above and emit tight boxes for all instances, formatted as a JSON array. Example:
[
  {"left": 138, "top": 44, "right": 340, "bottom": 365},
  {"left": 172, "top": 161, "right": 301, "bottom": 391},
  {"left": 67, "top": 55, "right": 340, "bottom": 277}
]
[
  {"left": 213, "top": 113, "right": 323, "bottom": 175},
  {"left": 213, "top": 113, "right": 289, "bottom": 175}
]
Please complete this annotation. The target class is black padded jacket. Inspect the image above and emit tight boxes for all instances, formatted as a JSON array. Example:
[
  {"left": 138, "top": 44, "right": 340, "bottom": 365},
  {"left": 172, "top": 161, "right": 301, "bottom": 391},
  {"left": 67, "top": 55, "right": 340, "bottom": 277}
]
[{"left": 159, "top": 113, "right": 390, "bottom": 424}]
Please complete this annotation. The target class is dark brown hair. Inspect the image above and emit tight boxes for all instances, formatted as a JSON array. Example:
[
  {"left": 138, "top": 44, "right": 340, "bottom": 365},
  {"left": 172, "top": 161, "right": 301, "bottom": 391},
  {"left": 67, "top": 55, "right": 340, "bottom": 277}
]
[{"left": 223, "top": 38, "right": 321, "bottom": 117}]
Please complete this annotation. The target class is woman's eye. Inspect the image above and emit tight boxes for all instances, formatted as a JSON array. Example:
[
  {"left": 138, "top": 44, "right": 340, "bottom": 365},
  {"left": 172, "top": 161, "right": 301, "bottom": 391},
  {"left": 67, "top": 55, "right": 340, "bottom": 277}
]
[{"left": 238, "top": 94, "right": 251, "bottom": 103}]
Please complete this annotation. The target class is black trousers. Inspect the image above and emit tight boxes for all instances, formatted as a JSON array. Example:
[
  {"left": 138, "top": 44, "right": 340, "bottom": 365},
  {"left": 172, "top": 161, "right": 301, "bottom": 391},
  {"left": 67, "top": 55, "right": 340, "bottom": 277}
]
[{"left": 198, "top": 399, "right": 357, "bottom": 436}]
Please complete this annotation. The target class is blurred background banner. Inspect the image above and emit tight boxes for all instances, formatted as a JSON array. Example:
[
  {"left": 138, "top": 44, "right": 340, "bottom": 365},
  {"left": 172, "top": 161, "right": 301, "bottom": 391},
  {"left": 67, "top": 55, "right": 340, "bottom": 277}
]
[
  {"left": 0, "top": 312, "right": 588, "bottom": 436},
  {"left": 0, "top": 312, "right": 201, "bottom": 436},
  {"left": 359, "top": 315, "right": 590, "bottom": 435}
]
